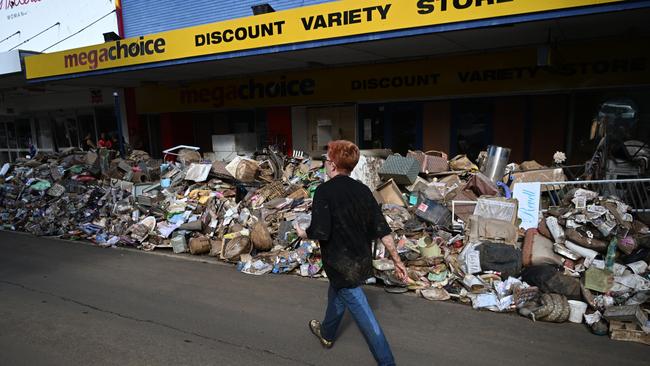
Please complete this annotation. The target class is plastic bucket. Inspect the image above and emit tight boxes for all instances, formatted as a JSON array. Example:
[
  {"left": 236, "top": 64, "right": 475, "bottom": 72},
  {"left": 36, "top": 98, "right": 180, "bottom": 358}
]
[
  {"left": 568, "top": 300, "right": 588, "bottom": 323},
  {"left": 481, "top": 145, "right": 511, "bottom": 183},
  {"left": 171, "top": 234, "right": 188, "bottom": 254}
]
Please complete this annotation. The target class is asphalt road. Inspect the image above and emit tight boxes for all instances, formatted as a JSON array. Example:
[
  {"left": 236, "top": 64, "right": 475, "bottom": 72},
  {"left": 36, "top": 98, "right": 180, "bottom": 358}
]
[{"left": 0, "top": 231, "right": 647, "bottom": 366}]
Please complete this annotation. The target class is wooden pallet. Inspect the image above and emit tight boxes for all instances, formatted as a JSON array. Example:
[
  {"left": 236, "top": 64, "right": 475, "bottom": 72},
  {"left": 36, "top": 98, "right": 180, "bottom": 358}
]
[{"left": 609, "top": 321, "right": 650, "bottom": 346}]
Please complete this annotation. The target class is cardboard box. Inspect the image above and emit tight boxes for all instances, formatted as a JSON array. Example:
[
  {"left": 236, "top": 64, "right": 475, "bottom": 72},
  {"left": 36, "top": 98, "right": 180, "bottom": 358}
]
[
  {"left": 376, "top": 179, "right": 405, "bottom": 206},
  {"left": 510, "top": 168, "right": 567, "bottom": 191}
]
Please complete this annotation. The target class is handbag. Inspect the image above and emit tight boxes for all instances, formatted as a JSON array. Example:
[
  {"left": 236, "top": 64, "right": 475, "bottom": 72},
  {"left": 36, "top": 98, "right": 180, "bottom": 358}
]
[
  {"left": 408, "top": 150, "right": 448, "bottom": 173},
  {"left": 449, "top": 154, "right": 478, "bottom": 172}
]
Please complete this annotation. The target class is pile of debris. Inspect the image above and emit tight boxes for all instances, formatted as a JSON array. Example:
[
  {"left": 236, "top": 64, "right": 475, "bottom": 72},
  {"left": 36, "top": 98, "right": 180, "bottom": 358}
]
[{"left": 0, "top": 145, "right": 647, "bottom": 345}]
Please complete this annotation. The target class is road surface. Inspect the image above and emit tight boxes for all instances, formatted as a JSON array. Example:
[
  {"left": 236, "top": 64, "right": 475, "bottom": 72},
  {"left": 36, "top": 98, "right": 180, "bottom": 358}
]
[{"left": 0, "top": 231, "right": 647, "bottom": 365}]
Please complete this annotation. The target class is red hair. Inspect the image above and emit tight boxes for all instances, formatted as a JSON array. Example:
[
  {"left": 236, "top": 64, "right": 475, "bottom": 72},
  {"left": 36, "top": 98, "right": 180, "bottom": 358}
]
[{"left": 327, "top": 140, "right": 360, "bottom": 174}]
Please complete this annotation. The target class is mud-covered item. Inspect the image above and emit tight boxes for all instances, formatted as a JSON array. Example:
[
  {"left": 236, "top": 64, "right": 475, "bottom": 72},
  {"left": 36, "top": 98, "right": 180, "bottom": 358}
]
[
  {"left": 171, "top": 234, "right": 188, "bottom": 254},
  {"left": 546, "top": 217, "right": 566, "bottom": 244},
  {"left": 221, "top": 236, "right": 252, "bottom": 262},
  {"left": 465, "top": 215, "right": 517, "bottom": 245},
  {"left": 250, "top": 221, "right": 273, "bottom": 251},
  {"left": 519, "top": 160, "right": 545, "bottom": 171},
  {"left": 609, "top": 321, "right": 650, "bottom": 345},
  {"left": 189, "top": 235, "right": 211, "bottom": 255},
  {"left": 617, "top": 236, "right": 638, "bottom": 255},
  {"left": 465, "top": 173, "right": 499, "bottom": 197},
  {"left": 522, "top": 229, "right": 564, "bottom": 267},
  {"left": 208, "top": 238, "right": 223, "bottom": 257},
  {"left": 235, "top": 159, "right": 259, "bottom": 182},
  {"left": 473, "top": 197, "right": 518, "bottom": 224},
  {"left": 407, "top": 150, "right": 448, "bottom": 173},
  {"left": 211, "top": 161, "right": 234, "bottom": 179},
  {"left": 537, "top": 218, "right": 554, "bottom": 239},
  {"left": 565, "top": 228, "right": 608, "bottom": 252},
  {"left": 179, "top": 220, "right": 203, "bottom": 231},
  {"left": 521, "top": 264, "right": 581, "bottom": 300},
  {"left": 476, "top": 242, "right": 522, "bottom": 278},
  {"left": 449, "top": 155, "right": 478, "bottom": 171},
  {"left": 415, "top": 198, "right": 452, "bottom": 227},
  {"left": 378, "top": 154, "right": 420, "bottom": 185},
  {"left": 592, "top": 319, "right": 610, "bottom": 336},
  {"left": 520, "top": 293, "right": 571, "bottom": 323},
  {"left": 603, "top": 305, "right": 648, "bottom": 326},
  {"left": 541, "top": 294, "right": 571, "bottom": 323},
  {"left": 178, "top": 149, "right": 201, "bottom": 165},
  {"left": 375, "top": 179, "right": 406, "bottom": 206}
]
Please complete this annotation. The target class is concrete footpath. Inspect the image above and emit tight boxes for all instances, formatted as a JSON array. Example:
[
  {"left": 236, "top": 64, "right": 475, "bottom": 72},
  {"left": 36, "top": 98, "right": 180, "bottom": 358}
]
[{"left": 0, "top": 231, "right": 647, "bottom": 366}]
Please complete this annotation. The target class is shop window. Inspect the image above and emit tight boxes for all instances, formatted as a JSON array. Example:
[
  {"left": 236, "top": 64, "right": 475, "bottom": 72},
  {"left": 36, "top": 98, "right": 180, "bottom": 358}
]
[
  {"left": 0, "top": 123, "right": 7, "bottom": 149},
  {"left": 358, "top": 105, "right": 385, "bottom": 149},
  {"left": 77, "top": 114, "right": 97, "bottom": 148},
  {"left": 390, "top": 103, "right": 422, "bottom": 155},
  {"left": 95, "top": 107, "right": 118, "bottom": 141},
  {"left": 358, "top": 103, "right": 422, "bottom": 154},
  {"left": 317, "top": 120, "right": 332, "bottom": 149},
  {"left": 144, "top": 114, "right": 162, "bottom": 158},
  {"left": 307, "top": 105, "right": 356, "bottom": 152},
  {"left": 36, "top": 117, "right": 55, "bottom": 151},
  {"left": 452, "top": 99, "right": 494, "bottom": 162},
  {"left": 15, "top": 119, "right": 32, "bottom": 149},
  {"left": 191, "top": 110, "right": 258, "bottom": 154},
  {"left": 53, "top": 116, "right": 79, "bottom": 149},
  {"left": 570, "top": 88, "right": 650, "bottom": 164},
  {"left": 6, "top": 122, "right": 17, "bottom": 149}
]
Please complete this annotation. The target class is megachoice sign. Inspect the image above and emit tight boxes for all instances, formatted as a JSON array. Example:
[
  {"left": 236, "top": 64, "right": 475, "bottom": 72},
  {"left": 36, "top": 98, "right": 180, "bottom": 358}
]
[
  {"left": 25, "top": 0, "right": 625, "bottom": 79},
  {"left": 134, "top": 40, "right": 650, "bottom": 112}
]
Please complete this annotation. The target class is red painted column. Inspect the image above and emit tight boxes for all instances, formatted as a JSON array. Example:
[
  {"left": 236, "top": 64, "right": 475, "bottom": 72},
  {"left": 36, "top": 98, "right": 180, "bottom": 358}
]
[
  {"left": 160, "top": 113, "right": 175, "bottom": 151},
  {"left": 266, "top": 107, "right": 292, "bottom": 155}
]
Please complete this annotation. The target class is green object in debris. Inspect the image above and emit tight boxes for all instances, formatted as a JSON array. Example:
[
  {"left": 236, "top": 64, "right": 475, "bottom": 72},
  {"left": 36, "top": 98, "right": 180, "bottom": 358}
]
[
  {"left": 286, "top": 231, "right": 298, "bottom": 243},
  {"left": 69, "top": 165, "right": 84, "bottom": 174},
  {"left": 30, "top": 180, "right": 51, "bottom": 191},
  {"left": 308, "top": 184, "right": 319, "bottom": 198},
  {"left": 584, "top": 267, "right": 613, "bottom": 293},
  {"left": 427, "top": 271, "right": 448, "bottom": 283},
  {"left": 409, "top": 194, "right": 418, "bottom": 205}
]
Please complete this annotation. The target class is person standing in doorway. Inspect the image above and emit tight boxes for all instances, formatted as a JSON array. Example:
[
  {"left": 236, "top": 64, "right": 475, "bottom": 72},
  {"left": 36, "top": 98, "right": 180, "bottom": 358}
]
[
  {"left": 295, "top": 140, "right": 407, "bottom": 366},
  {"left": 97, "top": 132, "right": 112, "bottom": 149}
]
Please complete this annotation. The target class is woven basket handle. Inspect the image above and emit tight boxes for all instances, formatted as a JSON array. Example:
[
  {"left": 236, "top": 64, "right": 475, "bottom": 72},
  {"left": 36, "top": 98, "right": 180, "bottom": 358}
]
[{"left": 425, "top": 150, "right": 446, "bottom": 158}]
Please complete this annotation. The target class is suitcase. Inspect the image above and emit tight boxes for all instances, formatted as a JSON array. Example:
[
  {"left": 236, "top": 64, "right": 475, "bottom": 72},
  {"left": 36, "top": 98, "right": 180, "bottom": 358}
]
[
  {"left": 378, "top": 154, "right": 420, "bottom": 185},
  {"left": 415, "top": 198, "right": 452, "bottom": 227}
]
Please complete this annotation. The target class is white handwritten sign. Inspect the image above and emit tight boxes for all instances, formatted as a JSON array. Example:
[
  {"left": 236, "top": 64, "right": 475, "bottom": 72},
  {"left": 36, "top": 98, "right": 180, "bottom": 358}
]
[{"left": 512, "top": 182, "right": 541, "bottom": 230}]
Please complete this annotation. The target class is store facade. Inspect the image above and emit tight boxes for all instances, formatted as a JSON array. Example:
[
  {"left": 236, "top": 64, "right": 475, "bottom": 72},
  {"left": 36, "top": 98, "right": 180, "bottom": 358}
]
[{"left": 23, "top": 0, "right": 650, "bottom": 163}]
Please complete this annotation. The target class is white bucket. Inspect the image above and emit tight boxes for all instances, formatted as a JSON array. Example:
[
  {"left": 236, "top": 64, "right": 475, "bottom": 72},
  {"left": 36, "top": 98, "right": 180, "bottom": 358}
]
[{"left": 568, "top": 300, "right": 588, "bottom": 323}]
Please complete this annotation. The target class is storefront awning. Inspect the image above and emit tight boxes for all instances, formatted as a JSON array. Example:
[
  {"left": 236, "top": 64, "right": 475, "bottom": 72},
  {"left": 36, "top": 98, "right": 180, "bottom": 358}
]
[{"left": 23, "top": 0, "right": 649, "bottom": 84}]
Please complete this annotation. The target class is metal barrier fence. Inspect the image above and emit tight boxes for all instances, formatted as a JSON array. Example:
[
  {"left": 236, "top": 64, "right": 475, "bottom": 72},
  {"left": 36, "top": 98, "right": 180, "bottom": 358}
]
[{"left": 540, "top": 178, "right": 650, "bottom": 213}]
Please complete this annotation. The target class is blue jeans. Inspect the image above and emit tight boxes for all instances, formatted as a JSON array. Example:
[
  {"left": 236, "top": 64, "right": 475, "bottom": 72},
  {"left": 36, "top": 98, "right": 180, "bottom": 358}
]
[{"left": 320, "top": 284, "right": 396, "bottom": 366}]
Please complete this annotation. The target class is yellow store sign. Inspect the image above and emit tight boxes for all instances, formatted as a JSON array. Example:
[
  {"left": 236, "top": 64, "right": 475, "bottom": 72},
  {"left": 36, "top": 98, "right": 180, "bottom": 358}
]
[
  {"left": 134, "top": 40, "right": 650, "bottom": 113},
  {"left": 26, "top": 0, "right": 623, "bottom": 79}
]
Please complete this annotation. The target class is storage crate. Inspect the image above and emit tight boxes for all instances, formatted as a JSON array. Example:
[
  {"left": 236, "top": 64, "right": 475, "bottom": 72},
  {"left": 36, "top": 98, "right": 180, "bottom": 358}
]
[{"left": 609, "top": 321, "right": 650, "bottom": 346}]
